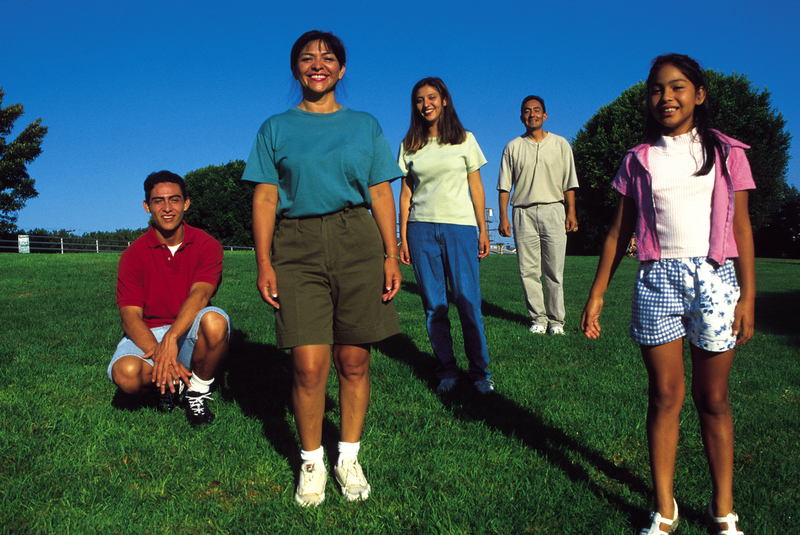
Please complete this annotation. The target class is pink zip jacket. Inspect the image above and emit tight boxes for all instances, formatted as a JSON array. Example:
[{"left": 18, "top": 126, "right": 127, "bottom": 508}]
[{"left": 612, "top": 130, "right": 756, "bottom": 265}]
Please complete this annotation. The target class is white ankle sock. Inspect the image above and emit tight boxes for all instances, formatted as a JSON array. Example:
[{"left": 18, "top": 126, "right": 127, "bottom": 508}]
[
  {"left": 300, "top": 446, "right": 325, "bottom": 464},
  {"left": 337, "top": 441, "right": 360, "bottom": 467},
  {"left": 188, "top": 374, "right": 213, "bottom": 394}
]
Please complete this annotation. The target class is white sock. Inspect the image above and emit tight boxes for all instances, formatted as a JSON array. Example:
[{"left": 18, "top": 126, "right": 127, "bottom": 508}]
[
  {"left": 188, "top": 374, "right": 213, "bottom": 394},
  {"left": 300, "top": 446, "right": 325, "bottom": 465},
  {"left": 337, "top": 441, "right": 360, "bottom": 467}
]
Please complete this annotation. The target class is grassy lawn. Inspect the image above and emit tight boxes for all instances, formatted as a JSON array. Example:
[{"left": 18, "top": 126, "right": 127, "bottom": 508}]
[{"left": 0, "top": 252, "right": 797, "bottom": 534}]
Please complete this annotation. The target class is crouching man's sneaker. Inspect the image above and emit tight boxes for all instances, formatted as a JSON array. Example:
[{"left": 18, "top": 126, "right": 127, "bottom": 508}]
[
  {"left": 183, "top": 391, "right": 215, "bottom": 427},
  {"left": 295, "top": 460, "right": 327, "bottom": 506},
  {"left": 334, "top": 458, "right": 371, "bottom": 502}
]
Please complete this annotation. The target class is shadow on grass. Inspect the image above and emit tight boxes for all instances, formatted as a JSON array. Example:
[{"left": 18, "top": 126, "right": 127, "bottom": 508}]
[
  {"left": 401, "top": 279, "right": 530, "bottom": 328},
  {"left": 219, "top": 329, "right": 342, "bottom": 470},
  {"left": 374, "top": 332, "right": 715, "bottom": 529},
  {"left": 754, "top": 289, "right": 800, "bottom": 339}
]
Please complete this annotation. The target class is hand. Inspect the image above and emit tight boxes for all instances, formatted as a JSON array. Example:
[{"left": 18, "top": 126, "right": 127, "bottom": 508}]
[
  {"left": 566, "top": 213, "right": 578, "bottom": 233},
  {"left": 382, "top": 256, "right": 402, "bottom": 301},
  {"left": 478, "top": 231, "right": 490, "bottom": 259},
  {"left": 400, "top": 243, "right": 412, "bottom": 265},
  {"left": 580, "top": 296, "right": 604, "bottom": 339},
  {"left": 732, "top": 298, "right": 755, "bottom": 346},
  {"left": 257, "top": 263, "right": 280, "bottom": 309},
  {"left": 499, "top": 219, "right": 512, "bottom": 238},
  {"left": 148, "top": 336, "right": 192, "bottom": 394}
]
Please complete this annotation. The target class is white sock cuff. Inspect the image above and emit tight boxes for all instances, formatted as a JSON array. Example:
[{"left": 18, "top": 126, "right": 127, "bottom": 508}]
[
  {"left": 300, "top": 446, "right": 325, "bottom": 463},
  {"left": 188, "top": 374, "right": 213, "bottom": 394}
]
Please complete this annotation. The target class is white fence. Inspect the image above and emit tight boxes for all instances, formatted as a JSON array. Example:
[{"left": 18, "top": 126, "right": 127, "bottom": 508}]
[{"left": 0, "top": 235, "right": 254, "bottom": 254}]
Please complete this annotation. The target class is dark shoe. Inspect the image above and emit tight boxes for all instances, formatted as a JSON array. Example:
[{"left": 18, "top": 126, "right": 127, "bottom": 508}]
[
  {"left": 183, "top": 391, "right": 215, "bottom": 426},
  {"left": 475, "top": 379, "right": 495, "bottom": 394},
  {"left": 437, "top": 377, "right": 458, "bottom": 393},
  {"left": 157, "top": 390, "right": 177, "bottom": 413}
]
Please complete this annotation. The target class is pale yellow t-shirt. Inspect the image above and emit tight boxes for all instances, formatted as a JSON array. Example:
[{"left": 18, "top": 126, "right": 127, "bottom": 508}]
[{"left": 398, "top": 131, "right": 487, "bottom": 226}]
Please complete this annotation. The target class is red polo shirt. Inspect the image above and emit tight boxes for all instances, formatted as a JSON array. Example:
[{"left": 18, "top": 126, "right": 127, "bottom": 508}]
[{"left": 116, "top": 223, "right": 223, "bottom": 328}]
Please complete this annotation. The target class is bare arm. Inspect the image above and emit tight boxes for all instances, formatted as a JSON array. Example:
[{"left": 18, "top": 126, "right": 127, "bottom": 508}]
[
  {"left": 498, "top": 190, "right": 512, "bottom": 238},
  {"left": 731, "top": 190, "right": 755, "bottom": 346},
  {"left": 369, "top": 181, "right": 402, "bottom": 301},
  {"left": 564, "top": 189, "right": 578, "bottom": 232},
  {"left": 467, "top": 169, "right": 490, "bottom": 259},
  {"left": 398, "top": 176, "right": 413, "bottom": 265},
  {"left": 580, "top": 194, "right": 637, "bottom": 339},
  {"left": 148, "top": 280, "right": 217, "bottom": 392},
  {"left": 252, "top": 183, "right": 280, "bottom": 308}
]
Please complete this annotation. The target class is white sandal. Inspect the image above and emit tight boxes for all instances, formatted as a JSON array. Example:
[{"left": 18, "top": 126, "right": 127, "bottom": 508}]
[
  {"left": 638, "top": 498, "right": 679, "bottom": 534},
  {"left": 706, "top": 502, "right": 744, "bottom": 535}
]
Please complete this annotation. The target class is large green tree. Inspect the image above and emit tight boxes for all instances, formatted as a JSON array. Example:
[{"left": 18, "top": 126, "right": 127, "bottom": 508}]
[
  {"left": 570, "top": 71, "right": 791, "bottom": 257},
  {"left": 183, "top": 160, "right": 255, "bottom": 247},
  {"left": 0, "top": 88, "right": 48, "bottom": 234}
]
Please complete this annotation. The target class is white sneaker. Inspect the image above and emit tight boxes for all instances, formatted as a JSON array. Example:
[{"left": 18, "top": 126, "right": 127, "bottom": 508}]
[
  {"left": 295, "top": 460, "right": 327, "bottom": 506},
  {"left": 529, "top": 324, "right": 547, "bottom": 334},
  {"left": 334, "top": 458, "right": 371, "bottom": 501},
  {"left": 548, "top": 325, "right": 565, "bottom": 335}
]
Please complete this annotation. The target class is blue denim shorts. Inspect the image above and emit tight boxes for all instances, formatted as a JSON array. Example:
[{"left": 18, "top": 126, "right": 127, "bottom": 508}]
[
  {"left": 630, "top": 258, "right": 739, "bottom": 352},
  {"left": 106, "top": 306, "right": 231, "bottom": 381}
]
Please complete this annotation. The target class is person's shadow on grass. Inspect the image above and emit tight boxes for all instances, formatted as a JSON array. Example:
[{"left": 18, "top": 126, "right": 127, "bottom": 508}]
[{"left": 374, "top": 333, "right": 710, "bottom": 529}]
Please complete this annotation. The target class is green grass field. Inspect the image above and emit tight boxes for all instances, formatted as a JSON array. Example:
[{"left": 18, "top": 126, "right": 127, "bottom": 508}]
[{"left": 1, "top": 253, "right": 797, "bottom": 534}]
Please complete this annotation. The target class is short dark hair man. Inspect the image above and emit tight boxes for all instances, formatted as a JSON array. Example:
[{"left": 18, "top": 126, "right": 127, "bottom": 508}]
[
  {"left": 107, "top": 171, "right": 230, "bottom": 426},
  {"left": 497, "top": 96, "right": 579, "bottom": 335}
]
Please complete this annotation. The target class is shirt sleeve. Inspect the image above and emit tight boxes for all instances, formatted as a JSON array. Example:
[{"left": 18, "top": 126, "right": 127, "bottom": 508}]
[
  {"left": 367, "top": 120, "right": 404, "bottom": 187},
  {"left": 116, "top": 247, "right": 145, "bottom": 309},
  {"left": 612, "top": 153, "right": 634, "bottom": 197},
  {"left": 192, "top": 235, "right": 224, "bottom": 293},
  {"left": 497, "top": 144, "right": 514, "bottom": 192},
  {"left": 728, "top": 146, "right": 756, "bottom": 191},
  {"left": 465, "top": 132, "right": 488, "bottom": 173},
  {"left": 241, "top": 120, "right": 279, "bottom": 185}
]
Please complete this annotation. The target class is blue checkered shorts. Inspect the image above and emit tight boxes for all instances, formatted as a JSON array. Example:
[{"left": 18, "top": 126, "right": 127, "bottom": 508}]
[{"left": 630, "top": 258, "right": 739, "bottom": 352}]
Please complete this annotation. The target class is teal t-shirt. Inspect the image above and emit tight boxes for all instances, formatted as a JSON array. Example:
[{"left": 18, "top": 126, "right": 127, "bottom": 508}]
[{"left": 242, "top": 107, "right": 402, "bottom": 218}]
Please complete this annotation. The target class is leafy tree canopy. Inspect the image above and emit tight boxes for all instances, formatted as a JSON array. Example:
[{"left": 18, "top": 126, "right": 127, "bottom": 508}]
[
  {"left": 0, "top": 88, "right": 48, "bottom": 234},
  {"left": 183, "top": 160, "right": 255, "bottom": 247},
  {"left": 570, "top": 70, "right": 791, "bottom": 257}
]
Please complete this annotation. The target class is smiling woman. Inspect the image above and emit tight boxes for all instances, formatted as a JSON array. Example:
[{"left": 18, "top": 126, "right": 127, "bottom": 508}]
[{"left": 240, "top": 30, "right": 404, "bottom": 508}]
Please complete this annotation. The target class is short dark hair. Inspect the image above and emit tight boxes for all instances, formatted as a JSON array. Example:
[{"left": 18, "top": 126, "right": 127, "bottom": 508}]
[
  {"left": 144, "top": 170, "right": 187, "bottom": 202},
  {"left": 290, "top": 30, "right": 347, "bottom": 79},
  {"left": 520, "top": 95, "right": 546, "bottom": 114}
]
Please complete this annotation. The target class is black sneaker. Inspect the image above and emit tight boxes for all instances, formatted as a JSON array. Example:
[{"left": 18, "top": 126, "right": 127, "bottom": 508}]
[
  {"left": 157, "top": 390, "right": 176, "bottom": 413},
  {"left": 183, "top": 391, "right": 215, "bottom": 427}
]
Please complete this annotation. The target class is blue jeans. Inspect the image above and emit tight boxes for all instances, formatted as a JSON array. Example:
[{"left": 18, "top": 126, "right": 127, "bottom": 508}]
[{"left": 407, "top": 222, "right": 490, "bottom": 381}]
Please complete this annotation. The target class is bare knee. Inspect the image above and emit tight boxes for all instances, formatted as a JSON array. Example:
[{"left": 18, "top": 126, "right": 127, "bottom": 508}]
[
  {"left": 112, "top": 356, "right": 150, "bottom": 395},
  {"left": 333, "top": 345, "right": 370, "bottom": 381},
  {"left": 692, "top": 386, "right": 731, "bottom": 417},
  {"left": 649, "top": 379, "right": 685, "bottom": 413},
  {"left": 199, "top": 312, "right": 229, "bottom": 347}
]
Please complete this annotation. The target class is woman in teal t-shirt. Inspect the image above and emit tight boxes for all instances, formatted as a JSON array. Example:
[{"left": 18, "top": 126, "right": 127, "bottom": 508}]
[
  {"left": 243, "top": 30, "right": 402, "bottom": 507},
  {"left": 398, "top": 77, "right": 493, "bottom": 395}
]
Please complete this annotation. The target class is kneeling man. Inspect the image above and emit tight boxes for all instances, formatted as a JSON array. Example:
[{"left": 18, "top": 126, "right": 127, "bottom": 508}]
[{"left": 107, "top": 171, "right": 230, "bottom": 426}]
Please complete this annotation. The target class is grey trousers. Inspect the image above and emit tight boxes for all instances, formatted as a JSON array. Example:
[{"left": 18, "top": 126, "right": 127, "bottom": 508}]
[{"left": 512, "top": 203, "right": 567, "bottom": 327}]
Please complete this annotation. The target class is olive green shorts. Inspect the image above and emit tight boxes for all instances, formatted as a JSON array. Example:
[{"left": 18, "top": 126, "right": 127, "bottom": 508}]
[{"left": 271, "top": 207, "right": 400, "bottom": 349}]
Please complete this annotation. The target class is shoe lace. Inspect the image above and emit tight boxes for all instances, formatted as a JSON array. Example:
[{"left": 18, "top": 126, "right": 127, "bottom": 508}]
[
  {"left": 339, "top": 460, "right": 365, "bottom": 486},
  {"left": 300, "top": 463, "right": 325, "bottom": 491},
  {"left": 186, "top": 392, "right": 213, "bottom": 415}
]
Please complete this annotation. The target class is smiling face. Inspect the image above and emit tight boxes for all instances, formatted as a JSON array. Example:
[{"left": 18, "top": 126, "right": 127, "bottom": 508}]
[
  {"left": 294, "top": 39, "right": 345, "bottom": 96},
  {"left": 648, "top": 63, "right": 706, "bottom": 137},
  {"left": 144, "top": 182, "right": 189, "bottom": 244},
  {"left": 520, "top": 98, "right": 547, "bottom": 133},
  {"left": 415, "top": 85, "right": 447, "bottom": 131}
]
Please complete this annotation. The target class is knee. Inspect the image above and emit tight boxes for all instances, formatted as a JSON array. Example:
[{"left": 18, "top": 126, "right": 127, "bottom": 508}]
[
  {"left": 199, "top": 312, "right": 229, "bottom": 346},
  {"left": 692, "top": 387, "right": 731, "bottom": 416},
  {"left": 111, "top": 357, "right": 146, "bottom": 394},
  {"left": 333, "top": 347, "right": 370, "bottom": 381},
  {"left": 649, "top": 380, "right": 685, "bottom": 413},
  {"left": 293, "top": 361, "right": 329, "bottom": 389}
]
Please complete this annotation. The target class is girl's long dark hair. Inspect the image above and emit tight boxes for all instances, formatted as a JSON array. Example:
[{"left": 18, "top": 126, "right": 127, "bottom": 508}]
[
  {"left": 644, "top": 53, "right": 722, "bottom": 176},
  {"left": 402, "top": 77, "right": 467, "bottom": 152}
]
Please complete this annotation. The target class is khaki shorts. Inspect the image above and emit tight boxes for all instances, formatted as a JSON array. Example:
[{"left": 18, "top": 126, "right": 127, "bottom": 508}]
[{"left": 271, "top": 207, "right": 400, "bottom": 348}]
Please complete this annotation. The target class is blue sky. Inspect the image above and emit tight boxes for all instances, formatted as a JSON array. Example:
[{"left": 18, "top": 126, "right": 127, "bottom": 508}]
[{"left": 4, "top": 0, "right": 799, "bottom": 236}]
